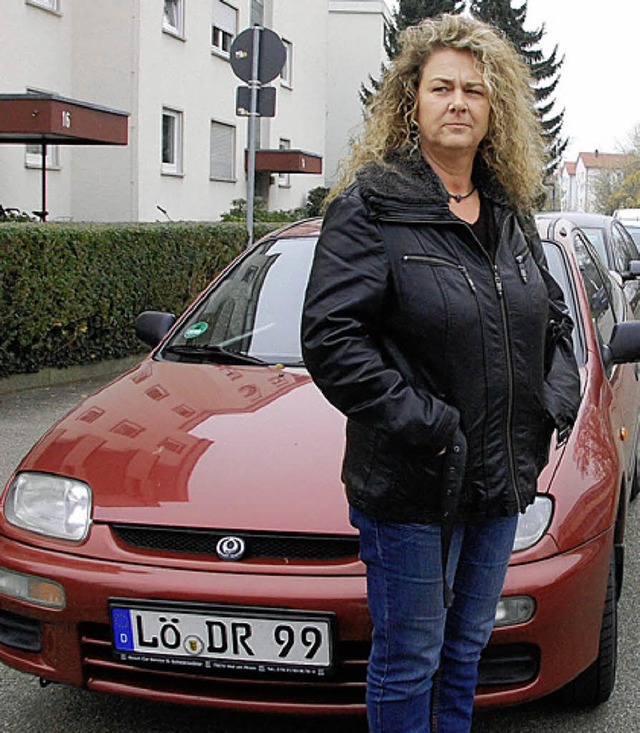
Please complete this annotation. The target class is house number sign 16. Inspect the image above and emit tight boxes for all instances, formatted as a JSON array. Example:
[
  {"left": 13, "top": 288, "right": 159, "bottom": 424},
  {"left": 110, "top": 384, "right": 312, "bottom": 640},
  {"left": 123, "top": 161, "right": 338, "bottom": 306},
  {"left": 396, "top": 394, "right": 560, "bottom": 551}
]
[{"left": 61, "top": 110, "right": 71, "bottom": 129}]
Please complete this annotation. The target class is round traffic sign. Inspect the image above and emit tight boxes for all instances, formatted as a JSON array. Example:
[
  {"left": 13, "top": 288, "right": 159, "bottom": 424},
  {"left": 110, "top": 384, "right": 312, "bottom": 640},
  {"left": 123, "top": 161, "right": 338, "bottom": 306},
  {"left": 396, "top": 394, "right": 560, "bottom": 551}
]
[{"left": 230, "top": 27, "right": 287, "bottom": 84}]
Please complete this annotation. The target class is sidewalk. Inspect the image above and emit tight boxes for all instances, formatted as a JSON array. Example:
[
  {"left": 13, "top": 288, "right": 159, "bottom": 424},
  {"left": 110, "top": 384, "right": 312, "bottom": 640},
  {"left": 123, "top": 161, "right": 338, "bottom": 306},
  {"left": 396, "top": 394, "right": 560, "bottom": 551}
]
[{"left": 0, "top": 354, "right": 146, "bottom": 395}]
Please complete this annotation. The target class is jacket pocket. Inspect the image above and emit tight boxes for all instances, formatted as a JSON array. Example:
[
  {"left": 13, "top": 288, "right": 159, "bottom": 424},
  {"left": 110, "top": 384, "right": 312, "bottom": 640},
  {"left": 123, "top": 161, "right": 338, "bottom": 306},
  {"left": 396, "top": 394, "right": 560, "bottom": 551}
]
[
  {"left": 342, "top": 422, "right": 445, "bottom": 515},
  {"left": 402, "top": 254, "right": 477, "bottom": 294}
]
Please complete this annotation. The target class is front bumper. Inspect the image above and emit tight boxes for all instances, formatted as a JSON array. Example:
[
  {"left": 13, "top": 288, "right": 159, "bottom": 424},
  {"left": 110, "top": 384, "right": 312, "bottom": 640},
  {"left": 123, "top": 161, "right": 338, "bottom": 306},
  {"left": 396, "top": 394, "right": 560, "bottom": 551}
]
[
  {"left": 0, "top": 529, "right": 612, "bottom": 713},
  {"left": 476, "top": 529, "right": 612, "bottom": 707},
  {"left": 0, "top": 534, "right": 370, "bottom": 714}
]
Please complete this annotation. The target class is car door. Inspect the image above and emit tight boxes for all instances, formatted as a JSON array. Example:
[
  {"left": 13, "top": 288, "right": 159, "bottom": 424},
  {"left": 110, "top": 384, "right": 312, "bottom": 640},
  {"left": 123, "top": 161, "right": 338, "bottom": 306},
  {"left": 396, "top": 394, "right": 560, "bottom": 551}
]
[{"left": 573, "top": 230, "right": 640, "bottom": 490}]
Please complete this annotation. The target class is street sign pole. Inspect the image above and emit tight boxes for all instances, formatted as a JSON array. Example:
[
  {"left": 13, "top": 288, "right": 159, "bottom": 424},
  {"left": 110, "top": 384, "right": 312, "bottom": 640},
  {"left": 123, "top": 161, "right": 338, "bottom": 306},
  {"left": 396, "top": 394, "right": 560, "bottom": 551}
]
[
  {"left": 230, "top": 26, "right": 285, "bottom": 246},
  {"left": 246, "top": 25, "right": 261, "bottom": 247}
]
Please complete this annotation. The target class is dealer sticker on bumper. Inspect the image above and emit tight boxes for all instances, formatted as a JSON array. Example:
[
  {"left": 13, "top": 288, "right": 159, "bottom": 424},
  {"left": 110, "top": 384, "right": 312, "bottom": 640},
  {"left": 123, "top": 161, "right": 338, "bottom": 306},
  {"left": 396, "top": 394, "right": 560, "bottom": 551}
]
[{"left": 110, "top": 601, "right": 335, "bottom": 676}]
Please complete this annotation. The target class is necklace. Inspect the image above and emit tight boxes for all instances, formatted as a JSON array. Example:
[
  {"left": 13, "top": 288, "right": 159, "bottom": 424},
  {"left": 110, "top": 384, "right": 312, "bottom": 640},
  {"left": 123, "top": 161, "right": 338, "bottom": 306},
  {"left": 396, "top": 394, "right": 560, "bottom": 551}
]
[{"left": 447, "top": 186, "right": 476, "bottom": 203}]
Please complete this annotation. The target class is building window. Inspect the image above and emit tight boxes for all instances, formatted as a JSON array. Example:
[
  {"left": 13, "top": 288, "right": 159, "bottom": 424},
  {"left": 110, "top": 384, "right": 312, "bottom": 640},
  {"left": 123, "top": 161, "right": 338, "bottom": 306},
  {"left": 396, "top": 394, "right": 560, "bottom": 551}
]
[
  {"left": 278, "top": 138, "right": 290, "bottom": 188},
  {"left": 210, "top": 121, "right": 236, "bottom": 181},
  {"left": 26, "top": 0, "right": 60, "bottom": 11},
  {"left": 163, "top": 0, "right": 184, "bottom": 36},
  {"left": 280, "top": 39, "right": 293, "bottom": 87},
  {"left": 212, "top": 0, "right": 237, "bottom": 57},
  {"left": 25, "top": 142, "right": 60, "bottom": 170},
  {"left": 162, "top": 108, "right": 183, "bottom": 175}
]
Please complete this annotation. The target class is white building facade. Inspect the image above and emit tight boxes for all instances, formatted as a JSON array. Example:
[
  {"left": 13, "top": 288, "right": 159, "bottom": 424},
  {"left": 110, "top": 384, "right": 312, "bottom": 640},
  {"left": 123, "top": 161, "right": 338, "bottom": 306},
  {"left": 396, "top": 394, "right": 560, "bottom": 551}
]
[
  {"left": 326, "top": 0, "right": 392, "bottom": 187},
  {"left": 0, "top": 0, "right": 391, "bottom": 223},
  {"left": 556, "top": 152, "right": 631, "bottom": 213}
]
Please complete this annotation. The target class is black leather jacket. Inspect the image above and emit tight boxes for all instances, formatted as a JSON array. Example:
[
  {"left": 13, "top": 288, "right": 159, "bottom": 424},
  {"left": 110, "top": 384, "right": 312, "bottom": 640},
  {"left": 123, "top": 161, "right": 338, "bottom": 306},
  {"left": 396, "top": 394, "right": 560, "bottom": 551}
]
[{"left": 301, "top": 152, "right": 581, "bottom": 524}]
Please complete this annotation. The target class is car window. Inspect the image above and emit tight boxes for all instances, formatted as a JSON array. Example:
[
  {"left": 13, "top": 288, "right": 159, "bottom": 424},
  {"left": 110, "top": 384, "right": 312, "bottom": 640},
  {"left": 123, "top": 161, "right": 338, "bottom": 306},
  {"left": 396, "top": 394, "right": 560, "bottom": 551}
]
[
  {"left": 610, "top": 221, "right": 638, "bottom": 272},
  {"left": 164, "top": 236, "right": 317, "bottom": 365},
  {"left": 624, "top": 224, "right": 640, "bottom": 249},
  {"left": 572, "top": 231, "right": 619, "bottom": 374},
  {"left": 541, "top": 240, "right": 585, "bottom": 366},
  {"left": 579, "top": 226, "right": 607, "bottom": 266}
]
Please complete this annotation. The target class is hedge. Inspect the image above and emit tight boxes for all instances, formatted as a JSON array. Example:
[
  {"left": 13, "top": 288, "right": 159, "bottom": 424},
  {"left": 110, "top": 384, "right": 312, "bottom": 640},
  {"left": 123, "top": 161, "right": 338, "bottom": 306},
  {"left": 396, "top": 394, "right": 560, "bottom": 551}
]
[{"left": 0, "top": 220, "right": 281, "bottom": 378}]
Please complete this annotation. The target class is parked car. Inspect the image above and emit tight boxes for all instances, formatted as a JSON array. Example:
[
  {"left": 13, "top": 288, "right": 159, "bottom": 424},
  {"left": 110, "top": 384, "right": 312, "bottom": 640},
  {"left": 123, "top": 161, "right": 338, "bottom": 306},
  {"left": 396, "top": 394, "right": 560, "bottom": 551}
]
[
  {"left": 1, "top": 216, "right": 640, "bottom": 714},
  {"left": 614, "top": 208, "right": 640, "bottom": 249},
  {"left": 537, "top": 211, "right": 640, "bottom": 319}
]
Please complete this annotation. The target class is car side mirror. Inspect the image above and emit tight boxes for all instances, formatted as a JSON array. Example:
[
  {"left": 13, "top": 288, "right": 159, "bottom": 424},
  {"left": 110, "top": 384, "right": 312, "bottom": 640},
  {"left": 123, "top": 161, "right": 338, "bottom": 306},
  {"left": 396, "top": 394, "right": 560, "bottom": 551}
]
[
  {"left": 602, "top": 321, "right": 640, "bottom": 368},
  {"left": 135, "top": 311, "right": 176, "bottom": 347},
  {"left": 622, "top": 260, "right": 640, "bottom": 281}
]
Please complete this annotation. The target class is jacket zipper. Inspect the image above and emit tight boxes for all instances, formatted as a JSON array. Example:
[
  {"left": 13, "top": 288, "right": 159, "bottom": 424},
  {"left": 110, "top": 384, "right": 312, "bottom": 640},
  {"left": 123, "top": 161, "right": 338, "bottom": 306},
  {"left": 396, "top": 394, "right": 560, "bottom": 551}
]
[
  {"left": 386, "top": 211, "right": 523, "bottom": 512},
  {"left": 402, "top": 254, "right": 477, "bottom": 293},
  {"left": 515, "top": 254, "right": 528, "bottom": 283},
  {"left": 489, "top": 220, "right": 522, "bottom": 513}
]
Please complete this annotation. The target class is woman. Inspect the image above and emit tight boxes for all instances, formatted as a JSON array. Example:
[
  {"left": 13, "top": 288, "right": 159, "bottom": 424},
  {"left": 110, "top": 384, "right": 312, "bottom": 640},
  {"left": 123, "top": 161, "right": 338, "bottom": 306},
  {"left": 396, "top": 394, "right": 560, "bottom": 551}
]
[{"left": 301, "top": 14, "right": 581, "bottom": 733}]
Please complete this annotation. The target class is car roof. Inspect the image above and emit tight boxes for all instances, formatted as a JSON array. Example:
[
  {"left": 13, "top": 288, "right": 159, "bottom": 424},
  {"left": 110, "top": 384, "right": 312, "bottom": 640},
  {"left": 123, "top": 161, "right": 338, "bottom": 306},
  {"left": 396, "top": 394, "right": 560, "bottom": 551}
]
[
  {"left": 534, "top": 214, "right": 583, "bottom": 243},
  {"left": 536, "top": 211, "right": 614, "bottom": 228},
  {"left": 262, "top": 218, "right": 322, "bottom": 241}
]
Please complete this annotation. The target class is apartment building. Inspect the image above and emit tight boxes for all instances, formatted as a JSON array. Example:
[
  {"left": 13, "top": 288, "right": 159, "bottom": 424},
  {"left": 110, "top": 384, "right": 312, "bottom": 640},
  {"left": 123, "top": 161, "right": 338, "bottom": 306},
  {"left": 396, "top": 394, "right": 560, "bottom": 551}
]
[
  {"left": 0, "top": 0, "right": 391, "bottom": 222},
  {"left": 558, "top": 151, "right": 631, "bottom": 213}
]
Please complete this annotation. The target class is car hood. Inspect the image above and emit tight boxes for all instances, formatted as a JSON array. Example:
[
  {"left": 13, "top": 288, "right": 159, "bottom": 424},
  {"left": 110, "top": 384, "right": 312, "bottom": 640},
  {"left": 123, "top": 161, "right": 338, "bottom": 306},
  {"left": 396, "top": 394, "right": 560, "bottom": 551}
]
[
  {"left": 20, "top": 360, "right": 352, "bottom": 535},
  {"left": 19, "top": 359, "right": 568, "bottom": 537}
]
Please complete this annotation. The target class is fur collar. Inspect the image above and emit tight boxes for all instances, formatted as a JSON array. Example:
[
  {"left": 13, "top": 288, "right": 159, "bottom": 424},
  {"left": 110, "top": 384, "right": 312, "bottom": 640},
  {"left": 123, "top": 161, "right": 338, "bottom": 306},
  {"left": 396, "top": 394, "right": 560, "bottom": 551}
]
[{"left": 354, "top": 147, "right": 509, "bottom": 214}]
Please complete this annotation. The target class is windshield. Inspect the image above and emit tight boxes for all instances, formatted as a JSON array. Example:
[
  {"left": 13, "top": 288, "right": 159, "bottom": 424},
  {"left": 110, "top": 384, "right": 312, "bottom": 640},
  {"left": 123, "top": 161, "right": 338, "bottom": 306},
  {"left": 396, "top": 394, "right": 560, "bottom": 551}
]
[
  {"left": 162, "top": 236, "right": 317, "bottom": 366},
  {"left": 163, "top": 234, "right": 583, "bottom": 369}
]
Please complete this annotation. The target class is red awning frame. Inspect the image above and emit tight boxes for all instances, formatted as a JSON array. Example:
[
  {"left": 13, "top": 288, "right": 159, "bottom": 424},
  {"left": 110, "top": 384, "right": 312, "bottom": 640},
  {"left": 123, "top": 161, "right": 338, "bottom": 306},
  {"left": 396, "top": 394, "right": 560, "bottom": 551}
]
[
  {"left": 244, "top": 149, "right": 323, "bottom": 174},
  {"left": 0, "top": 93, "right": 129, "bottom": 220}
]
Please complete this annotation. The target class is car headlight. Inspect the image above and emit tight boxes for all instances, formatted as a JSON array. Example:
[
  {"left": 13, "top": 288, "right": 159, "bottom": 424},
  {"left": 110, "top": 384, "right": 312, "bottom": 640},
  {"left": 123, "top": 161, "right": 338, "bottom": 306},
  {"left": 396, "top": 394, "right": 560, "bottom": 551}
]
[
  {"left": 513, "top": 495, "right": 553, "bottom": 552},
  {"left": 4, "top": 472, "right": 92, "bottom": 542}
]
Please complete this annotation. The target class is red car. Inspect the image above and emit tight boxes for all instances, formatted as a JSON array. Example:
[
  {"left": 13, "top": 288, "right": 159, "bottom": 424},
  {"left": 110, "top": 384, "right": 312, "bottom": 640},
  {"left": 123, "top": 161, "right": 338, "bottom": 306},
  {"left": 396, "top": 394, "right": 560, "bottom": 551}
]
[{"left": 1, "top": 216, "right": 640, "bottom": 713}]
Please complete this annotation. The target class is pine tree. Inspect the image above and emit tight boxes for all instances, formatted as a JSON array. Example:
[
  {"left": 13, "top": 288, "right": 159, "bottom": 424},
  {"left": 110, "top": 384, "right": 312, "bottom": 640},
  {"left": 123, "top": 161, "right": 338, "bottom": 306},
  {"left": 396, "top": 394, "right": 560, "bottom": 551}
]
[
  {"left": 469, "top": 0, "right": 567, "bottom": 176},
  {"left": 360, "top": 0, "right": 465, "bottom": 105}
]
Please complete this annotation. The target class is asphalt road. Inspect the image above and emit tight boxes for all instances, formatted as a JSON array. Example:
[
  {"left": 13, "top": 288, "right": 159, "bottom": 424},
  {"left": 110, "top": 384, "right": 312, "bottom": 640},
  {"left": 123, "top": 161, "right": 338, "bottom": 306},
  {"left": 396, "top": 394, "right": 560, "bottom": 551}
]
[{"left": 1, "top": 373, "right": 639, "bottom": 732}]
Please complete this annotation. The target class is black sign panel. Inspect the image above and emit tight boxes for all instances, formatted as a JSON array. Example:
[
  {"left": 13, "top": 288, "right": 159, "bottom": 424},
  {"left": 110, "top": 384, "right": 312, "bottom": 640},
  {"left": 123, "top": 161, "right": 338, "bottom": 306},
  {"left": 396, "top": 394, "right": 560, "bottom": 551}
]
[
  {"left": 235, "top": 86, "right": 276, "bottom": 117},
  {"left": 230, "top": 27, "right": 287, "bottom": 84}
]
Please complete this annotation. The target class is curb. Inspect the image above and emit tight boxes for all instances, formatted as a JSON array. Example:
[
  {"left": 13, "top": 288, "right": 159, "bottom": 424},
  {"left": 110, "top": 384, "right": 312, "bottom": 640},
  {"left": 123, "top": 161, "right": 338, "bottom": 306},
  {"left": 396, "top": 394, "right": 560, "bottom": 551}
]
[{"left": 0, "top": 354, "right": 147, "bottom": 396}]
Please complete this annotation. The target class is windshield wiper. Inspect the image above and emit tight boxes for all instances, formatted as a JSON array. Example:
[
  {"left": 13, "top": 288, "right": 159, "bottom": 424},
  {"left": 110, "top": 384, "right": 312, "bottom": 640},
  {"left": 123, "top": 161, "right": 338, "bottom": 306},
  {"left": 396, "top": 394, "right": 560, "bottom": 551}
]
[{"left": 162, "top": 344, "right": 270, "bottom": 366}]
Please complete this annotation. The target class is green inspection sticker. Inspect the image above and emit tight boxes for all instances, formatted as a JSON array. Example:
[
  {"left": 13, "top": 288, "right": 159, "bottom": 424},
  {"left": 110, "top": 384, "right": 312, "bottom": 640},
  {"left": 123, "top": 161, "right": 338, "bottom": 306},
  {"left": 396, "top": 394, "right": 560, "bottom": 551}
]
[{"left": 183, "top": 322, "right": 208, "bottom": 339}]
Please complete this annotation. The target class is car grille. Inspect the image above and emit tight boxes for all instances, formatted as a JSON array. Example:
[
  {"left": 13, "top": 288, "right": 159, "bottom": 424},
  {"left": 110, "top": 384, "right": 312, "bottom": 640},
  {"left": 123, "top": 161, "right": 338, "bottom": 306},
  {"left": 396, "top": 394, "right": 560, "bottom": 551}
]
[
  {"left": 0, "top": 609, "right": 41, "bottom": 652},
  {"left": 111, "top": 524, "right": 360, "bottom": 562},
  {"left": 80, "top": 622, "right": 369, "bottom": 713},
  {"left": 477, "top": 644, "right": 540, "bottom": 686}
]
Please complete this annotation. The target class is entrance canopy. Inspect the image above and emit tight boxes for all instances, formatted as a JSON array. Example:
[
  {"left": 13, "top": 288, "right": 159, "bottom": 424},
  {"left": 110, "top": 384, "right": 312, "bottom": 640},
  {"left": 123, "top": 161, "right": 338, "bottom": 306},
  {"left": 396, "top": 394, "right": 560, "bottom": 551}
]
[
  {"left": 0, "top": 93, "right": 128, "bottom": 145},
  {"left": 0, "top": 93, "right": 129, "bottom": 219}
]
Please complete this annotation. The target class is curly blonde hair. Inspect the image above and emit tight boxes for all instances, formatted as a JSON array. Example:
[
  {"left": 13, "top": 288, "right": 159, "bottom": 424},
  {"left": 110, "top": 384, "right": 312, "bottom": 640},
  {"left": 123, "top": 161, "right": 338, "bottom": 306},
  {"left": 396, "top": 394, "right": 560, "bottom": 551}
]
[{"left": 330, "top": 14, "right": 546, "bottom": 213}]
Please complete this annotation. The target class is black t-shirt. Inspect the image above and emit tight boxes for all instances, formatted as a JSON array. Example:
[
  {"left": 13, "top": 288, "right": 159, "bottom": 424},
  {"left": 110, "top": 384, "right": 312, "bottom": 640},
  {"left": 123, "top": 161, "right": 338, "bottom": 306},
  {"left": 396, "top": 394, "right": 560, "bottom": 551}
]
[{"left": 470, "top": 194, "right": 497, "bottom": 257}]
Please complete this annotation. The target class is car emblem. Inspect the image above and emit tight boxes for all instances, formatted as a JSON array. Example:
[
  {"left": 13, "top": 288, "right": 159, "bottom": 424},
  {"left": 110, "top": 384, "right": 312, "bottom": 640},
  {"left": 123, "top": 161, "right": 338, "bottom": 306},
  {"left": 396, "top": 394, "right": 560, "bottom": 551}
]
[{"left": 216, "top": 536, "right": 246, "bottom": 561}]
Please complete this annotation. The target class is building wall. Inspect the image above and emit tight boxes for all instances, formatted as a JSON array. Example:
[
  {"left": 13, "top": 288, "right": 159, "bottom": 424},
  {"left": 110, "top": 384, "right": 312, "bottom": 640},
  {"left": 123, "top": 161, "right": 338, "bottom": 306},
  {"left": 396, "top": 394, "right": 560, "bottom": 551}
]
[
  {"left": 71, "top": 0, "right": 138, "bottom": 221},
  {"left": 326, "top": 0, "right": 391, "bottom": 187},
  {"left": 268, "top": 0, "right": 329, "bottom": 211}
]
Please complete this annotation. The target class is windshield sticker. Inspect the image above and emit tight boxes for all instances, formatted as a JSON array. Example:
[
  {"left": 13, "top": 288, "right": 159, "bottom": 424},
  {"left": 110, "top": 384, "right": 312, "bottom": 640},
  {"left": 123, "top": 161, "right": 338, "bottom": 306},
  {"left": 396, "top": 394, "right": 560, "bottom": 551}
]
[{"left": 183, "top": 322, "right": 208, "bottom": 339}]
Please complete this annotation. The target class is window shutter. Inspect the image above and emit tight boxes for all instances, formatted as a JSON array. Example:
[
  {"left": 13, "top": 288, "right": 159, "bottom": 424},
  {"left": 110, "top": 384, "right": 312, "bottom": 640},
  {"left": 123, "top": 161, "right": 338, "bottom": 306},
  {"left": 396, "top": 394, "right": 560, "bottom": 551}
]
[
  {"left": 210, "top": 122, "right": 235, "bottom": 180},
  {"left": 213, "top": 0, "right": 237, "bottom": 35}
]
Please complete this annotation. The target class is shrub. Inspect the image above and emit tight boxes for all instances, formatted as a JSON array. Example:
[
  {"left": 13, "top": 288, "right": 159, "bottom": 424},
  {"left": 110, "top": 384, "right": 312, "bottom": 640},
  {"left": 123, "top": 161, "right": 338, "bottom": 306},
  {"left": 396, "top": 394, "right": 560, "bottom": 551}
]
[{"left": 0, "top": 220, "right": 280, "bottom": 378}]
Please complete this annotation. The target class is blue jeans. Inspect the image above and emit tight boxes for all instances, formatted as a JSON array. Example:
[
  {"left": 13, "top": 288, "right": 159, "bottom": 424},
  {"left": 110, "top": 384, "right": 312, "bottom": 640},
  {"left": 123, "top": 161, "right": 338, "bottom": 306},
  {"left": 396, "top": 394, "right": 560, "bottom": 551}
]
[{"left": 350, "top": 507, "right": 518, "bottom": 733}]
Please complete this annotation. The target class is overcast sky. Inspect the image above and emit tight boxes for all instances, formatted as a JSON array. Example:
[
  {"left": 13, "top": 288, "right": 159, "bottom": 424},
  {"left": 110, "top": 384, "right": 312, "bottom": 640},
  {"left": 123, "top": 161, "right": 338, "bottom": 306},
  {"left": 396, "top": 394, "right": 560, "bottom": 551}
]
[{"left": 524, "top": 0, "right": 639, "bottom": 161}]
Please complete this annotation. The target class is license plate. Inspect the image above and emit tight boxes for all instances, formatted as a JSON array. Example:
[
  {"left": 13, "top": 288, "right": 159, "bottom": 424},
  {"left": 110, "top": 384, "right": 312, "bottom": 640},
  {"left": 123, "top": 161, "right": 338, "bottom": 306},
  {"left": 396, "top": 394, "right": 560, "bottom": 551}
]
[{"left": 110, "top": 601, "right": 335, "bottom": 676}]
